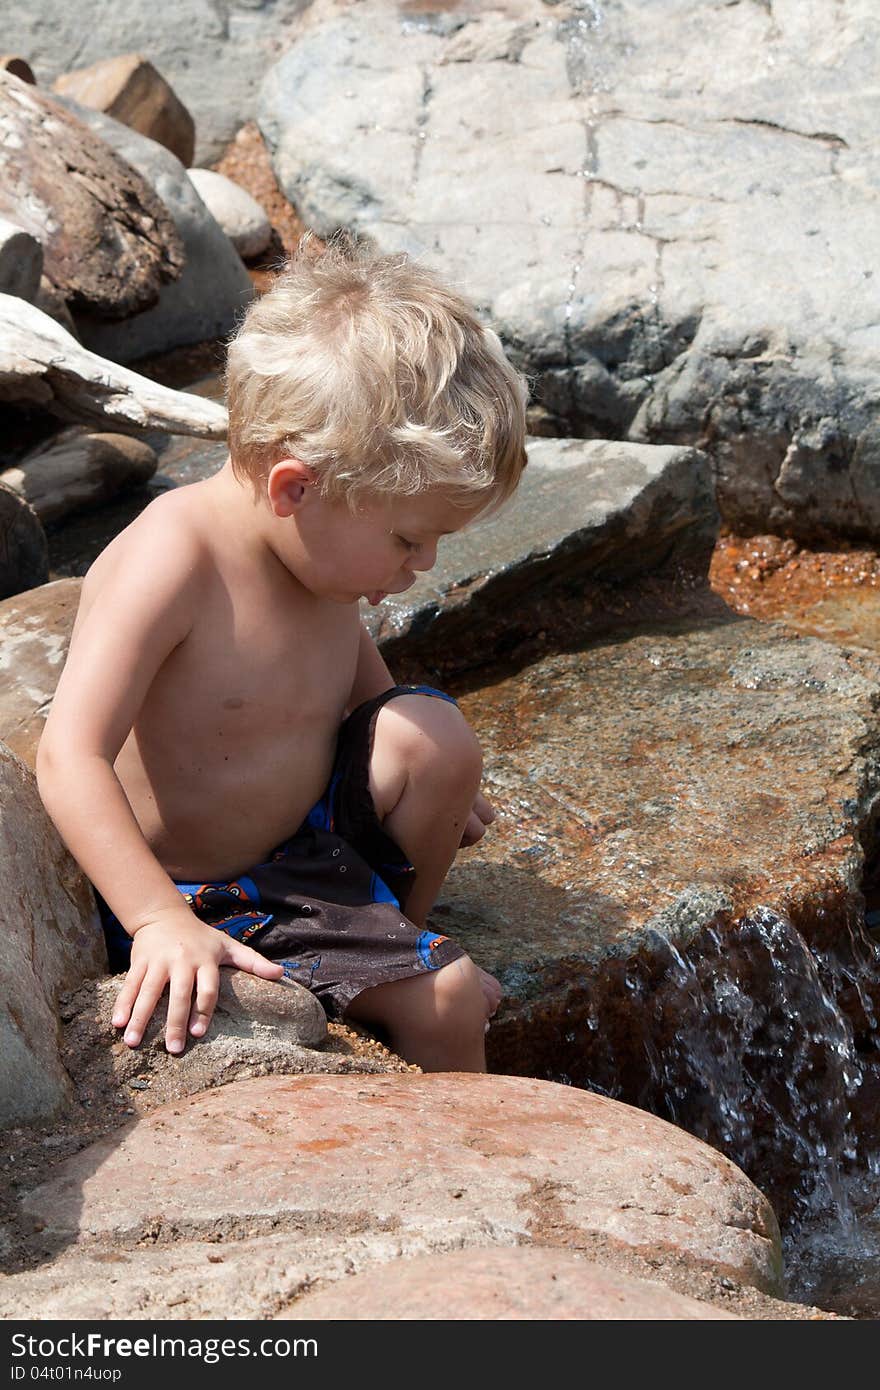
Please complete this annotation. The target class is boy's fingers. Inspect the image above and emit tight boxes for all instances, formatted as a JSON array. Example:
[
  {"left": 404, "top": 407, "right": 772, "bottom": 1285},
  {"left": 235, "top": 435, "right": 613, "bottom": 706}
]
[
  {"left": 189, "top": 966, "right": 220, "bottom": 1038},
  {"left": 224, "top": 940, "right": 285, "bottom": 978},
  {"left": 123, "top": 970, "right": 169, "bottom": 1048},
  {"left": 111, "top": 960, "right": 148, "bottom": 1029},
  {"left": 165, "top": 971, "right": 196, "bottom": 1055}
]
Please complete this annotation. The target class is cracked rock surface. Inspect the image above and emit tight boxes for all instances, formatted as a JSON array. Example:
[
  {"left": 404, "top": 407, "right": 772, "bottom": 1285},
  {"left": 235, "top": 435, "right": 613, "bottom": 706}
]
[{"left": 259, "top": 0, "right": 880, "bottom": 543}]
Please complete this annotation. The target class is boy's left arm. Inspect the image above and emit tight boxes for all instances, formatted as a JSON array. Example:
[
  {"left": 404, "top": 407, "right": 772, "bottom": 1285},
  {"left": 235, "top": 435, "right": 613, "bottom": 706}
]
[{"left": 349, "top": 622, "right": 496, "bottom": 847}]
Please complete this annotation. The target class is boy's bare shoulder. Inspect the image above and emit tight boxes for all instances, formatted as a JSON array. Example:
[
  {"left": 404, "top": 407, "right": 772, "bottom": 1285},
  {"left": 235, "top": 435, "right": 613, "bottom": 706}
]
[{"left": 80, "top": 485, "right": 213, "bottom": 613}]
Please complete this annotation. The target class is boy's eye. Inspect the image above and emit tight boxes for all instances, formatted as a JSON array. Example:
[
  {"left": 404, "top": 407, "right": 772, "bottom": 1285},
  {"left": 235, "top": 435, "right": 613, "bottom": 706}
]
[{"left": 395, "top": 535, "right": 419, "bottom": 551}]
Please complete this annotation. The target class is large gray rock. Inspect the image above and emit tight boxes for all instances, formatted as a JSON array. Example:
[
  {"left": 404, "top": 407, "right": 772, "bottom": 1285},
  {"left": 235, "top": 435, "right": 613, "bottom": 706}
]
[
  {"left": 0, "top": 745, "right": 105, "bottom": 1127},
  {"left": 259, "top": 0, "right": 880, "bottom": 544},
  {"left": 361, "top": 436, "right": 717, "bottom": 656},
  {"left": 61, "top": 101, "right": 254, "bottom": 363}
]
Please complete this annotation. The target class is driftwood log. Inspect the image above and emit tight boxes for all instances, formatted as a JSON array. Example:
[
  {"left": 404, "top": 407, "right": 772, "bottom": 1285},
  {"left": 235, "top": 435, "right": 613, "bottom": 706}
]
[
  {"left": 0, "top": 295, "right": 227, "bottom": 439},
  {"left": 0, "top": 69, "right": 184, "bottom": 320}
]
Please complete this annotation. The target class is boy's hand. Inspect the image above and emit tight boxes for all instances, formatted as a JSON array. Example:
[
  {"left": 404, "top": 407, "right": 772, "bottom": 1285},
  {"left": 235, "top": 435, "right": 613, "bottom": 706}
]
[
  {"left": 459, "top": 789, "right": 496, "bottom": 848},
  {"left": 110, "top": 910, "right": 284, "bottom": 1055}
]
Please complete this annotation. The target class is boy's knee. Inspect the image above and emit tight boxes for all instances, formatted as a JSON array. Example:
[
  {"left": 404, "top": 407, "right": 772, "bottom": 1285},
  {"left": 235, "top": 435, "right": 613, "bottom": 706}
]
[
  {"left": 374, "top": 694, "right": 482, "bottom": 786},
  {"left": 431, "top": 955, "right": 486, "bottom": 1025}
]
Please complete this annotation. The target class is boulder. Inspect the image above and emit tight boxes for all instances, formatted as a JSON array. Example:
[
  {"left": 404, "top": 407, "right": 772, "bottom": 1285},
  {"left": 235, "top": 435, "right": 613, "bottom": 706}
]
[
  {"left": 0, "top": 744, "right": 105, "bottom": 1128},
  {"left": 361, "top": 436, "right": 718, "bottom": 661},
  {"left": 187, "top": 168, "right": 272, "bottom": 260},
  {"left": 0, "top": 482, "right": 48, "bottom": 599},
  {"left": 0, "top": 429, "right": 158, "bottom": 526},
  {"left": 258, "top": 0, "right": 880, "bottom": 544},
  {"left": 60, "top": 101, "right": 254, "bottom": 363},
  {"left": 53, "top": 53, "right": 195, "bottom": 168},
  {"left": 277, "top": 1246, "right": 740, "bottom": 1320},
  {"left": 0, "top": 216, "right": 42, "bottom": 301},
  {"left": 0, "top": 71, "right": 183, "bottom": 320},
  {"left": 0, "top": 294, "right": 228, "bottom": 437},
  {"left": 438, "top": 617, "right": 880, "bottom": 1211},
  {"left": 12, "top": 1071, "right": 781, "bottom": 1317},
  {"left": 0, "top": 578, "right": 79, "bottom": 768}
]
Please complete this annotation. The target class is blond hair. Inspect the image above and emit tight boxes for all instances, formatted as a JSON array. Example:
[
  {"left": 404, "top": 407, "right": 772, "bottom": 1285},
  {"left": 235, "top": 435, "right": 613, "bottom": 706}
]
[{"left": 225, "top": 237, "right": 528, "bottom": 513}]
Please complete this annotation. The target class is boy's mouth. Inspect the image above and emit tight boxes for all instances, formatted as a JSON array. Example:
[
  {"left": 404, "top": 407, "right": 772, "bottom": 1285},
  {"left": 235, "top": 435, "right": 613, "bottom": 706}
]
[{"left": 366, "top": 590, "right": 387, "bottom": 606}]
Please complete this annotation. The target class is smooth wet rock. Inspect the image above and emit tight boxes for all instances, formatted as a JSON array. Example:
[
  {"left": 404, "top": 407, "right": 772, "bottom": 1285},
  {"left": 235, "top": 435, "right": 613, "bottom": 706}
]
[
  {"left": 187, "top": 168, "right": 272, "bottom": 260},
  {"left": 276, "top": 1246, "right": 740, "bottom": 1320},
  {"left": 436, "top": 617, "right": 880, "bottom": 1195},
  {"left": 21, "top": 1073, "right": 783, "bottom": 1298},
  {"left": 53, "top": 54, "right": 195, "bottom": 167},
  {"left": 0, "top": 483, "right": 48, "bottom": 599},
  {"left": 61, "top": 101, "right": 254, "bottom": 363},
  {"left": 259, "top": 0, "right": 880, "bottom": 543},
  {"left": 0, "top": 71, "right": 183, "bottom": 320},
  {"left": 361, "top": 437, "right": 717, "bottom": 656},
  {"left": 0, "top": 295, "right": 229, "bottom": 437},
  {"left": 0, "top": 430, "right": 158, "bottom": 526},
  {"left": 0, "top": 578, "right": 79, "bottom": 767},
  {"left": 0, "top": 744, "right": 105, "bottom": 1127}
]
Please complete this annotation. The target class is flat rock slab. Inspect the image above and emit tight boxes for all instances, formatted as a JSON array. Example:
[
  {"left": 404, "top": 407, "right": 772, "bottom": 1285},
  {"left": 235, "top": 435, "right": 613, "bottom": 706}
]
[
  {"left": 22, "top": 1073, "right": 782, "bottom": 1296},
  {"left": 448, "top": 617, "right": 880, "bottom": 968},
  {"left": 363, "top": 436, "right": 716, "bottom": 653},
  {"left": 278, "top": 1246, "right": 740, "bottom": 1320},
  {"left": 259, "top": 0, "right": 880, "bottom": 543}
]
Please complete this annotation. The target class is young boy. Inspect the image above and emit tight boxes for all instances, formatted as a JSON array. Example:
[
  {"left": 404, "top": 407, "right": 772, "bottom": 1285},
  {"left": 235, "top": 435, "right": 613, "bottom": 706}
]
[{"left": 36, "top": 240, "right": 528, "bottom": 1073}]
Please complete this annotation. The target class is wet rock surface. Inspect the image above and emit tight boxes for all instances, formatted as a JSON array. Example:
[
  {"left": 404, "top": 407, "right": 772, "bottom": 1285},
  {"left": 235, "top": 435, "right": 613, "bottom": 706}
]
[
  {"left": 0, "top": 1072, "right": 782, "bottom": 1317},
  {"left": 259, "top": 0, "right": 880, "bottom": 544}
]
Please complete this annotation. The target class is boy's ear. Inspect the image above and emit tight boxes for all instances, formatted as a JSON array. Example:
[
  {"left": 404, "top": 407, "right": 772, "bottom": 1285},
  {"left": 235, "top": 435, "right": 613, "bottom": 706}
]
[{"left": 267, "top": 459, "right": 318, "bottom": 518}]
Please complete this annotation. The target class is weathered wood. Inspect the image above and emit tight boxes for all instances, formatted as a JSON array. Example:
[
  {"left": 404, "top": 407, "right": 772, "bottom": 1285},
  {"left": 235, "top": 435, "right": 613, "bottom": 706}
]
[
  {"left": 0, "top": 429, "right": 158, "bottom": 525},
  {"left": 0, "top": 70, "right": 184, "bottom": 320},
  {"left": 0, "top": 295, "right": 228, "bottom": 439},
  {"left": 0, "top": 482, "right": 48, "bottom": 599}
]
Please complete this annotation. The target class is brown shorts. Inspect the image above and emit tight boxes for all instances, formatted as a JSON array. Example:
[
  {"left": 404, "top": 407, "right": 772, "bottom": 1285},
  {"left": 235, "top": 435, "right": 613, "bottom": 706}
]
[{"left": 97, "top": 685, "right": 466, "bottom": 1019}]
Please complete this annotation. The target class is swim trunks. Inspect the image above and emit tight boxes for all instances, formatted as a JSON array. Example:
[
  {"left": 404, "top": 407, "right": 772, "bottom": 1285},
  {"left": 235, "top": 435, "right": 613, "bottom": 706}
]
[{"left": 97, "top": 684, "right": 467, "bottom": 1019}]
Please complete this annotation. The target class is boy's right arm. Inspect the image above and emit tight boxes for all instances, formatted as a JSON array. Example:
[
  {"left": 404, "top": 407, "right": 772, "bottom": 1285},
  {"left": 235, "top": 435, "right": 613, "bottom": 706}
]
[{"left": 36, "top": 519, "right": 282, "bottom": 1054}]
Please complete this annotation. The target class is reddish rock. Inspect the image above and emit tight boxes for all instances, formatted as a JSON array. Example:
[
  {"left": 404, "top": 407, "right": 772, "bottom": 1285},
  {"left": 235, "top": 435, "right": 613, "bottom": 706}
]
[
  {"left": 53, "top": 54, "right": 195, "bottom": 168},
  {"left": 23, "top": 1072, "right": 783, "bottom": 1294},
  {"left": 0, "top": 578, "right": 79, "bottom": 767},
  {"left": 277, "top": 1246, "right": 741, "bottom": 1320}
]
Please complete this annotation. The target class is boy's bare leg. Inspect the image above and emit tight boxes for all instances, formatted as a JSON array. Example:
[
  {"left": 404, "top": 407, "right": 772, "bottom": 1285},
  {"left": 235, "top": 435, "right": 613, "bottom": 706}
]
[
  {"left": 346, "top": 956, "right": 489, "bottom": 1071},
  {"left": 345, "top": 693, "right": 498, "bottom": 1071}
]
